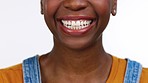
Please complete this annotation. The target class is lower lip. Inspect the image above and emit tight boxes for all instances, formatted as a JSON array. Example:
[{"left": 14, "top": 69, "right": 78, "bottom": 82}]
[{"left": 58, "top": 21, "right": 96, "bottom": 36}]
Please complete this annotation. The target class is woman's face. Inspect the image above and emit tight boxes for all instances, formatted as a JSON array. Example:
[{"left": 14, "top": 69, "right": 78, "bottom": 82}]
[{"left": 41, "top": 0, "right": 117, "bottom": 50}]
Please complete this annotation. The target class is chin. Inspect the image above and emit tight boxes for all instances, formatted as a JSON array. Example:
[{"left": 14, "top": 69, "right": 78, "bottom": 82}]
[{"left": 61, "top": 38, "right": 95, "bottom": 51}]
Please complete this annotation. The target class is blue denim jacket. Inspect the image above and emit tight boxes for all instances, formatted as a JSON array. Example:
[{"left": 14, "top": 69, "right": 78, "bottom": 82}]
[
  {"left": 22, "top": 56, "right": 142, "bottom": 83},
  {"left": 124, "top": 59, "right": 142, "bottom": 83},
  {"left": 23, "top": 55, "right": 41, "bottom": 83}
]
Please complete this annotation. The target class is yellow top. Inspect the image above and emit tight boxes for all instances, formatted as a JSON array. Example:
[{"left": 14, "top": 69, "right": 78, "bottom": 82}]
[{"left": 0, "top": 56, "right": 148, "bottom": 83}]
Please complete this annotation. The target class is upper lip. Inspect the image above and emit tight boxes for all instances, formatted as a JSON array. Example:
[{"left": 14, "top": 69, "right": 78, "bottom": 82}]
[{"left": 56, "top": 15, "right": 96, "bottom": 21}]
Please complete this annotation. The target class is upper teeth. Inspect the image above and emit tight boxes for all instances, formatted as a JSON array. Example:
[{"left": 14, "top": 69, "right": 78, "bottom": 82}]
[{"left": 61, "top": 20, "right": 92, "bottom": 30}]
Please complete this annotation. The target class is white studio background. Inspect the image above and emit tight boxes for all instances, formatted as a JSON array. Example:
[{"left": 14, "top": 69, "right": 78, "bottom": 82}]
[{"left": 0, "top": 0, "right": 148, "bottom": 68}]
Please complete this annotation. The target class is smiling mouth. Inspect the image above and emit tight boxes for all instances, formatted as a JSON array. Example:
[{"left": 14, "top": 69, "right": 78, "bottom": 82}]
[
  {"left": 61, "top": 20, "right": 93, "bottom": 30},
  {"left": 57, "top": 16, "right": 96, "bottom": 36}
]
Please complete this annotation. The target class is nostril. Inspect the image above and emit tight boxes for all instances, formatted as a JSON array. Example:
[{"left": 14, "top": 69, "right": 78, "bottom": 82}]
[{"left": 63, "top": 0, "right": 88, "bottom": 11}]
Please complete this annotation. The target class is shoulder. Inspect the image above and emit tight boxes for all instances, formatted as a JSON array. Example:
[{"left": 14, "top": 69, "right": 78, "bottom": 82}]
[
  {"left": 0, "top": 64, "right": 23, "bottom": 83},
  {"left": 111, "top": 56, "right": 148, "bottom": 83}
]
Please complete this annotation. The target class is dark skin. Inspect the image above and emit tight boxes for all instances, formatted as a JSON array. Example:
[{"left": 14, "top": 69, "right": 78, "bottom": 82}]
[{"left": 39, "top": 0, "right": 117, "bottom": 83}]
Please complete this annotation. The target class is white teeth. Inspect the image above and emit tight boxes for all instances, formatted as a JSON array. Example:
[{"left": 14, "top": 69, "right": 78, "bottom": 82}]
[{"left": 61, "top": 20, "right": 92, "bottom": 30}]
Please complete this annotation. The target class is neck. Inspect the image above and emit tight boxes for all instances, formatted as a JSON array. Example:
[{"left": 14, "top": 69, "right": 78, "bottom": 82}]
[{"left": 47, "top": 37, "right": 112, "bottom": 76}]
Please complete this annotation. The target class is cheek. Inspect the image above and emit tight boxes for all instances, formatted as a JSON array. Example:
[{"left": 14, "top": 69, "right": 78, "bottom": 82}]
[
  {"left": 90, "top": 0, "right": 111, "bottom": 34},
  {"left": 44, "top": 0, "right": 61, "bottom": 16},
  {"left": 90, "top": 0, "right": 111, "bottom": 16},
  {"left": 43, "top": 0, "right": 61, "bottom": 33}
]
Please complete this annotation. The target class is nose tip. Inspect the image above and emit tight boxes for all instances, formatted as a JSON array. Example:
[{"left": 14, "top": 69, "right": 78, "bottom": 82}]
[{"left": 63, "top": 0, "right": 88, "bottom": 11}]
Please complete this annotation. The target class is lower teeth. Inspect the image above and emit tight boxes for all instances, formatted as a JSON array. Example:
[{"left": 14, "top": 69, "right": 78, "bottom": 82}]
[{"left": 64, "top": 25, "right": 90, "bottom": 30}]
